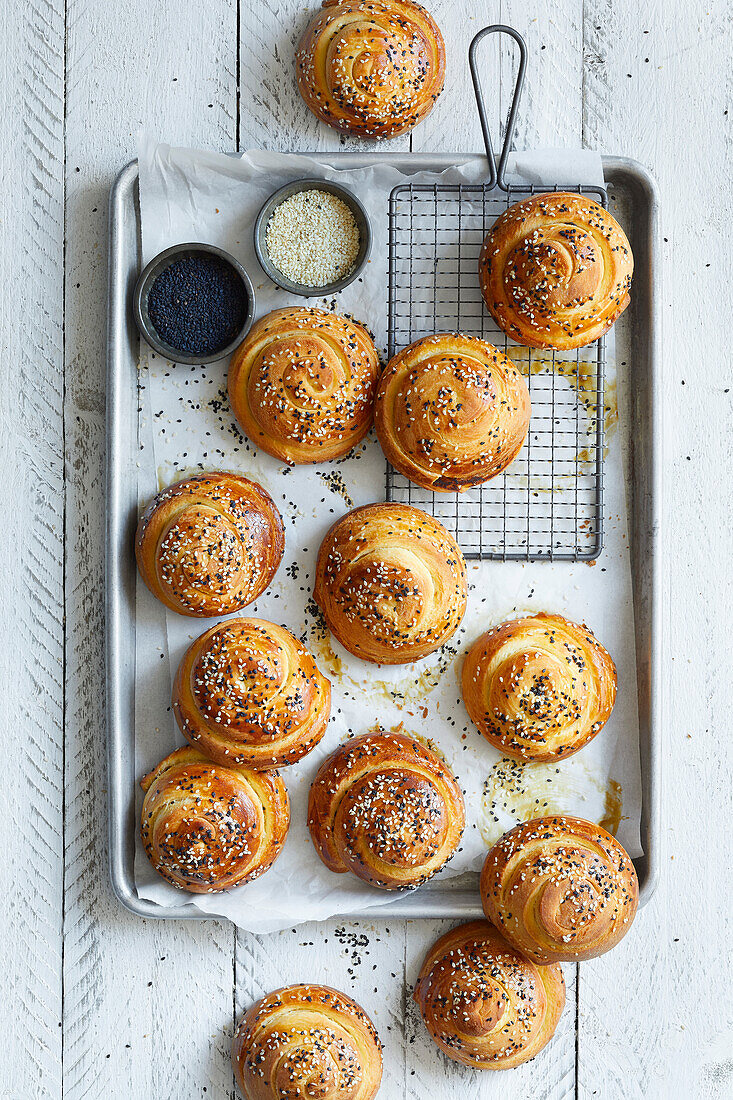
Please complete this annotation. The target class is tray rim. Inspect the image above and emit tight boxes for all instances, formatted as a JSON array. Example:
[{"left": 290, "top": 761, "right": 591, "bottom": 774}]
[{"left": 106, "top": 151, "right": 662, "bottom": 924}]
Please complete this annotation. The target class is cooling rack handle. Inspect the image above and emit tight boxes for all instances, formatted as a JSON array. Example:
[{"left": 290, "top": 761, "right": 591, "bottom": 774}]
[{"left": 469, "top": 25, "right": 527, "bottom": 191}]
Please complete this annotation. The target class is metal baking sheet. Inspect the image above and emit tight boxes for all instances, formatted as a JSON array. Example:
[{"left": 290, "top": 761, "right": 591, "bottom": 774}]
[{"left": 106, "top": 153, "right": 661, "bottom": 921}]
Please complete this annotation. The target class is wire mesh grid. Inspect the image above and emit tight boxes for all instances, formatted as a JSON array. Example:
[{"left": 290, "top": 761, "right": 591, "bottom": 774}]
[{"left": 386, "top": 181, "right": 607, "bottom": 561}]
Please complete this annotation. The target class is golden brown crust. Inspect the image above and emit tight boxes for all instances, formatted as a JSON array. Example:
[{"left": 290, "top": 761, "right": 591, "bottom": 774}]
[
  {"left": 228, "top": 308, "right": 380, "bottom": 465},
  {"left": 313, "top": 502, "right": 467, "bottom": 664},
  {"left": 462, "top": 612, "right": 617, "bottom": 761},
  {"left": 233, "top": 984, "right": 382, "bottom": 1100},
  {"left": 480, "top": 815, "right": 639, "bottom": 962},
  {"left": 135, "top": 472, "right": 284, "bottom": 617},
  {"left": 374, "top": 334, "right": 531, "bottom": 491},
  {"left": 172, "top": 617, "right": 331, "bottom": 770},
  {"left": 413, "top": 919, "right": 565, "bottom": 1069},
  {"left": 479, "top": 193, "right": 633, "bottom": 350},
  {"left": 296, "top": 0, "right": 446, "bottom": 139},
  {"left": 140, "top": 747, "right": 289, "bottom": 893},
  {"left": 308, "top": 731, "right": 465, "bottom": 890}
]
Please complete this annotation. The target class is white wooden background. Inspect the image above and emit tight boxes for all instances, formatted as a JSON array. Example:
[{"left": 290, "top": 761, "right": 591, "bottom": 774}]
[{"left": 1, "top": 0, "right": 731, "bottom": 1096}]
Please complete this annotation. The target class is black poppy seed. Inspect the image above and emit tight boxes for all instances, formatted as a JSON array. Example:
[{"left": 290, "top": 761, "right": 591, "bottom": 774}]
[{"left": 147, "top": 254, "right": 247, "bottom": 357}]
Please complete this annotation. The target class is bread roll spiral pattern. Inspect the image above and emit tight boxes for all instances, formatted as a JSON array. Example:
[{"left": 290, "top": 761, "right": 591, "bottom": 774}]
[
  {"left": 135, "top": 473, "right": 284, "bottom": 617},
  {"left": 228, "top": 308, "right": 380, "bottom": 465},
  {"left": 308, "top": 731, "right": 465, "bottom": 890},
  {"left": 374, "top": 334, "right": 531, "bottom": 491},
  {"left": 481, "top": 815, "right": 639, "bottom": 962},
  {"left": 313, "top": 502, "right": 468, "bottom": 664},
  {"left": 140, "top": 747, "right": 289, "bottom": 893},
  {"left": 479, "top": 193, "right": 633, "bottom": 350},
  {"left": 296, "top": 0, "right": 446, "bottom": 139},
  {"left": 413, "top": 919, "right": 565, "bottom": 1069},
  {"left": 462, "top": 613, "right": 617, "bottom": 761},
  {"left": 173, "top": 617, "right": 331, "bottom": 770},
  {"left": 232, "top": 984, "right": 383, "bottom": 1100}
]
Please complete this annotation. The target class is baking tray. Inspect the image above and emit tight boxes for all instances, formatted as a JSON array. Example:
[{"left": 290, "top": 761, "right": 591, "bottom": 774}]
[{"left": 107, "top": 152, "right": 661, "bottom": 921}]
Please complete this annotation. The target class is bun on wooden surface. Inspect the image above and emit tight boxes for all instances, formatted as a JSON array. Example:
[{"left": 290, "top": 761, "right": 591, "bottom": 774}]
[
  {"left": 413, "top": 919, "right": 565, "bottom": 1069},
  {"left": 296, "top": 0, "right": 446, "bottom": 139},
  {"left": 232, "top": 983, "right": 383, "bottom": 1099}
]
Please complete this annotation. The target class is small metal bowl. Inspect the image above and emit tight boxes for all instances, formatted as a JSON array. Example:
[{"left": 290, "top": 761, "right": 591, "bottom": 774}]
[
  {"left": 133, "top": 242, "right": 255, "bottom": 364},
  {"left": 254, "top": 178, "right": 372, "bottom": 297}
]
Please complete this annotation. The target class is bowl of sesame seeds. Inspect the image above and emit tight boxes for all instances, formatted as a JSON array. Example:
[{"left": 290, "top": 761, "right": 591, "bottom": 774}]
[{"left": 254, "top": 178, "right": 371, "bottom": 296}]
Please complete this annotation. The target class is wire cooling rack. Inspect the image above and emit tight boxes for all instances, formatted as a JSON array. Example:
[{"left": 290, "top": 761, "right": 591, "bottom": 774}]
[{"left": 386, "top": 179, "right": 608, "bottom": 562}]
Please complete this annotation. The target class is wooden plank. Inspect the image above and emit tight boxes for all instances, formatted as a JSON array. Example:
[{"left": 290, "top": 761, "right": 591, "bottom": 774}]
[
  {"left": 412, "top": 6, "right": 585, "bottom": 1096},
  {"left": 415, "top": 0, "right": 584, "bottom": 154},
  {"left": 0, "top": 0, "right": 65, "bottom": 1095},
  {"left": 578, "top": 1, "right": 733, "bottom": 1093},
  {"left": 62, "top": 2, "right": 239, "bottom": 1098}
]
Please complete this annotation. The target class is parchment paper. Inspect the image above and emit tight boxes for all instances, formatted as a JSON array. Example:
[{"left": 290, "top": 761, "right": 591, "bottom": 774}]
[{"left": 132, "top": 138, "right": 642, "bottom": 931}]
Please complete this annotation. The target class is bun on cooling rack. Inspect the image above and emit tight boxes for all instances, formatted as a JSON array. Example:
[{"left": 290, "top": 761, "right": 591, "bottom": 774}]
[
  {"left": 413, "top": 919, "right": 565, "bottom": 1069},
  {"left": 172, "top": 617, "right": 331, "bottom": 770},
  {"left": 462, "top": 612, "right": 617, "bottom": 761},
  {"left": 374, "top": 333, "right": 531, "bottom": 491},
  {"left": 308, "top": 730, "right": 465, "bottom": 890},
  {"left": 313, "top": 502, "right": 468, "bottom": 664},
  {"left": 479, "top": 192, "right": 633, "bottom": 350},
  {"left": 233, "top": 984, "right": 383, "bottom": 1099},
  {"left": 135, "top": 473, "right": 284, "bottom": 617},
  {"left": 228, "top": 307, "right": 380, "bottom": 464},
  {"left": 140, "top": 747, "right": 289, "bottom": 893},
  {"left": 480, "top": 815, "right": 639, "bottom": 962},
  {"left": 296, "top": 0, "right": 446, "bottom": 139}
]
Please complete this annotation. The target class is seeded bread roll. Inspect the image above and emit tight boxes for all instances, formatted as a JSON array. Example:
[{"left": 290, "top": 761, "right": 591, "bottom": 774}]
[
  {"left": 228, "top": 307, "right": 380, "bottom": 464},
  {"left": 374, "top": 334, "right": 531, "bottom": 491},
  {"left": 313, "top": 502, "right": 468, "bottom": 664},
  {"left": 140, "top": 747, "right": 289, "bottom": 893},
  {"left": 135, "top": 473, "right": 284, "bottom": 617},
  {"left": 479, "top": 192, "right": 633, "bottom": 350},
  {"left": 462, "top": 613, "right": 617, "bottom": 761},
  {"left": 233, "top": 984, "right": 383, "bottom": 1100},
  {"left": 172, "top": 617, "right": 331, "bottom": 770},
  {"left": 308, "top": 731, "right": 465, "bottom": 890},
  {"left": 481, "top": 815, "right": 639, "bottom": 963},
  {"left": 296, "top": 0, "right": 446, "bottom": 139},
  {"left": 413, "top": 920, "right": 566, "bottom": 1069}
]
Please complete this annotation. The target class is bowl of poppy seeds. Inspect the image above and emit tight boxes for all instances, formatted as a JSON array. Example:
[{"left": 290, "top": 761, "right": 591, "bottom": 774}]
[
  {"left": 133, "top": 243, "right": 255, "bottom": 364},
  {"left": 254, "top": 179, "right": 371, "bottom": 296}
]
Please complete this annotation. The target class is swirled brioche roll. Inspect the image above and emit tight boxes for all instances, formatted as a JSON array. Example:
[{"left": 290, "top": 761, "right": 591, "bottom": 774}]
[
  {"left": 313, "top": 502, "right": 467, "bottom": 664},
  {"left": 135, "top": 473, "right": 284, "bottom": 617},
  {"left": 413, "top": 919, "right": 565, "bottom": 1069},
  {"left": 479, "top": 193, "right": 633, "bottom": 350},
  {"left": 462, "top": 612, "right": 617, "bottom": 761},
  {"left": 233, "top": 984, "right": 382, "bottom": 1099},
  {"left": 374, "top": 334, "right": 531, "bottom": 491},
  {"left": 480, "top": 815, "right": 639, "bottom": 962},
  {"left": 140, "top": 747, "right": 289, "bottom": 893},
  {"left": 172, "top": 618, "right": 331, "bottom": 770},
  {"left": 228, "top": 308, "right": 380, "bottom": 464},
  {"left": 296, "top": 0, "right": 446, "bottom": 139},
  {"left": 308, "top": 731, "right": 465, "bottom": 890}
]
